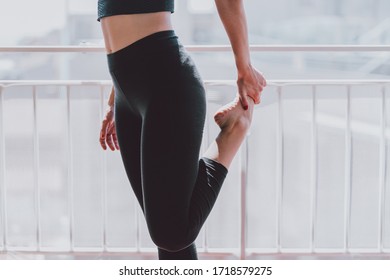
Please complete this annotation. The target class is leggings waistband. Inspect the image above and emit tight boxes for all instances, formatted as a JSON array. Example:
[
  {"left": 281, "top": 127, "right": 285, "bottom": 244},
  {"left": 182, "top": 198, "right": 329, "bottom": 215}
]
[{"left": 107, "top": 30, "right": 178, "bottom": 69}]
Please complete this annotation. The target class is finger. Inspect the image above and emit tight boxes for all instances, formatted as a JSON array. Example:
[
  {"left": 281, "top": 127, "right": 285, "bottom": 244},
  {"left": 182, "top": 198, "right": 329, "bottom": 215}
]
[
  {"left": 248, "top": 90, "right": 261, "bottom": 104},
  {"left": 100, "top": 121, "right": 108, "bottom": 138},
  {"left": 247, "top": 94, "right": 257, "bottom": 104},
  {"left": 99, "top": 136, "right": 107, "bottom": 150},
  {"left": 112, "top": 133, "right": 120, "bottom": 150},
  {"left": 107, "top": 122, "right": 118, "bottom": 150},
  {"left": 99, "top": 121, "right": 109, "bottom": 150},
  {"left": 239, "top": 93, "right": 249, "bottom": 110},
  {"left": 257, "top": 71, "right": 267, "bottom": 86},
  {"left": 106, "top": 134, "right": 115, "bottom": 151},
  {"left": 257, "top": 85, "right": 265, "bottom": 103}
]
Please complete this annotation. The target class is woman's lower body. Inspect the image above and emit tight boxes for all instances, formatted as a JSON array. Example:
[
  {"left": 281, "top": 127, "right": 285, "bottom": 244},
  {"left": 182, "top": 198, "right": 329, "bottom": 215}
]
[{"left": 107, "top": 30, "right": 229, "bottom": 259}]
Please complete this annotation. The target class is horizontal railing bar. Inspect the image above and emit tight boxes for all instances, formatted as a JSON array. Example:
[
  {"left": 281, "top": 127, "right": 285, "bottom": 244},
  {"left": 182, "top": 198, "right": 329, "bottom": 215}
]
[
  {"left": 0, "top": 80, "right": 389, "bottom": 88},
  {"left": 246, "top": 252, "right": 390, "bottom": 259},
  {"left": 205, "top": 80, "right": 390, "bottom": 86},
  {"left": 1, "top": 45, "right": 390, "bottom": 53},
  {"left": 1, "top": 250, "right": 388, "bottom": 259}
]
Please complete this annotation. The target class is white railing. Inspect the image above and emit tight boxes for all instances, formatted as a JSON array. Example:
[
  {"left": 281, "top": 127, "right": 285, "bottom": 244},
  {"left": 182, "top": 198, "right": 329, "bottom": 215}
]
[
  {"left": 1, "top": 45, "right": 390, "bottom": 259},
  {"left": 0, "top": 45, "right": 390, "bottom": 52},
  {"left": 1, "top": 79, "right": 389, "bottom": 259}
]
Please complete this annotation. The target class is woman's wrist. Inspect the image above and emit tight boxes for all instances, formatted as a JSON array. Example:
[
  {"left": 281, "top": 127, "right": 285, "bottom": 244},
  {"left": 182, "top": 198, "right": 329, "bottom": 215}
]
[
  {"left": 106, "top": 104, "right": 114, "bottom": 113},
  {"left": 107, "top": 86, "right": 115, "bottom": 109},
  {"left": 237, "top": 62, "right": 253, "bottom": 79},
  {"left": 235, "top": 50, "right": 252, "bottom": 70}
]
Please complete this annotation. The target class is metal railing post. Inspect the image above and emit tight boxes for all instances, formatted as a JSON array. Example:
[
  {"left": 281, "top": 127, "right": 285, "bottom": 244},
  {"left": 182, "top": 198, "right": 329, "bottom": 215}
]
[
  {"left": 99, "top": 84, "right": 108, "bottom": 252},
  {"left": 276, "top": 86, "right": 284, "bottom": 253},
  {"left": 311, "top": 86, "right": 319, "bottom": 252},
  {"left": 66, "top": 85, "right": 74, "bottom": 252},
  {"left": 240, "top": 135, "right": 249, "bottom": 260},
  {"left": 0, "top": 86, "right": 7, "bottom": 251},
  {"left": 32, "top": 85, "right": 41, "bottom": 251},
  {"left": 135, "top": 205, "right": 141, "bottom": 253},
  {"left": 344, "top": 85, "right": 353, "bottom": 252},
  {"left": 379, "top": 85, "right": 387, "bottom": 252}
]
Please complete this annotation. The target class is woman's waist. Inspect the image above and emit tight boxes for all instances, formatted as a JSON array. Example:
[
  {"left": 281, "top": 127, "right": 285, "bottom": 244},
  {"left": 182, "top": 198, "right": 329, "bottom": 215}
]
[{"left": 101, "top": 12, "right": 172, "bottom": 54}]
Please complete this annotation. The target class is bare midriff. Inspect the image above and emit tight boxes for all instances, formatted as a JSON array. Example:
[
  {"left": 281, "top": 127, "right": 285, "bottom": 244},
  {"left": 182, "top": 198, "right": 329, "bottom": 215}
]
[{"left": 100, "top": 12, "right": 173, "bottom": 54}]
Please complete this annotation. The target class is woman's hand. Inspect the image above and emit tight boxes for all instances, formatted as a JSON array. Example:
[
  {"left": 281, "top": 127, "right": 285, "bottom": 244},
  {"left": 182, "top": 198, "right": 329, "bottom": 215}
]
[
  {"left": 99, "top": 106, "right": 120, "bottom": 151},
  {"left": 237, "top": 65, "right": 267, "bottom": 110}
]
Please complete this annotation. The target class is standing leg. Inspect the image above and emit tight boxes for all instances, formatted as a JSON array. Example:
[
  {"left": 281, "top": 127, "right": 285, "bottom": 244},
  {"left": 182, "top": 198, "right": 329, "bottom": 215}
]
[
  {"left": 140, "top": 85, "right": 207, "bottom": 255},
  {"left": 114, "top": 93, "right": 144, "bottom": 212}
]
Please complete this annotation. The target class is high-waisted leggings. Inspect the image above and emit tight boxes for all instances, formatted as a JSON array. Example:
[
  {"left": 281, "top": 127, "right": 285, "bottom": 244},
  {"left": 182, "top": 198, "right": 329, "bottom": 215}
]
[{"left": 107, "top": 30, "right": 228, "bottom": 259}]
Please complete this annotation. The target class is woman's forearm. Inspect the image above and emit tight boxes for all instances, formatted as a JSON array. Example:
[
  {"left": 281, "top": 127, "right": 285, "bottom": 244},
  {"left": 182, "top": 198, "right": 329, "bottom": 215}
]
[
  {"left": 215, "top": 0, "right": 266, "bottom": 108},
  {"left": 215, "top": 0, "right": 251, "bottom": 73},
  {"left": 108, "top": 86, "right": 115, "bottom": 107}
]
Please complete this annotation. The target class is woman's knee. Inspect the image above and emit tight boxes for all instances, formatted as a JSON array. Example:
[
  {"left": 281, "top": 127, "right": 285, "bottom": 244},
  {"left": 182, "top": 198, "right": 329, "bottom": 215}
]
[{"left": 149, "top": 230, "right": 195, "bottom": 252}]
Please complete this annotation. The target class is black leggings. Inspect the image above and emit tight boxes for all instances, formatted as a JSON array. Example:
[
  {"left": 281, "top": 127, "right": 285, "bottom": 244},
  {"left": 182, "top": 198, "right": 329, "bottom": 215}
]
[{"left": 107, "top": 30, "right": 228, "bottom": 259}]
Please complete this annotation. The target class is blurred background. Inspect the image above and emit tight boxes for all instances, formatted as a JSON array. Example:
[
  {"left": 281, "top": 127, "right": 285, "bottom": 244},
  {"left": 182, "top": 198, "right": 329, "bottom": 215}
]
[
  {"left": 0, "top": 0, "right": 390, "bottom": 259},
  {"left": 0, "top": 0, "right": 390, "bottom": 80}
]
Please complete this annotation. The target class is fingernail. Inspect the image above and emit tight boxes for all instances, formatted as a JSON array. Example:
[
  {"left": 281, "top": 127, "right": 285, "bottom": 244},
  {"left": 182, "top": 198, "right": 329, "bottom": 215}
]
[{"left": 244, "top": 105, "right": 248, "bottom": 110}]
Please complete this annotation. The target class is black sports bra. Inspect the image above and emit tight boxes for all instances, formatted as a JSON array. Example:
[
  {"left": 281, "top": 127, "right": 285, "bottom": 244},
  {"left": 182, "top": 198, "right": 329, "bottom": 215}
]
[{"left": 97, "top": 0, "right": 175, "bottom": 21}]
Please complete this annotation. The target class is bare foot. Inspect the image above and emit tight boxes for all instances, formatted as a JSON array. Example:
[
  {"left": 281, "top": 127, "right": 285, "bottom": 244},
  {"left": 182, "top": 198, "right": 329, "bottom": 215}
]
[
  {"left": 214, "top": 96, "right": 254, "bottom": 132},
  {"left": 203, "top": 96, "right": 255, "bottom": 169}
]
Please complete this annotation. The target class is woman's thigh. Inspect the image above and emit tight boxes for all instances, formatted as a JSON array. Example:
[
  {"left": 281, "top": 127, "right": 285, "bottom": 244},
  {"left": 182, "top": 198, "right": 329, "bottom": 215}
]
[
  {"left": 140, "top": 75, "right": 207, "bottom": 234},
  {"left": 114, "top": 96, "right": 144, "bottom": 211}
]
